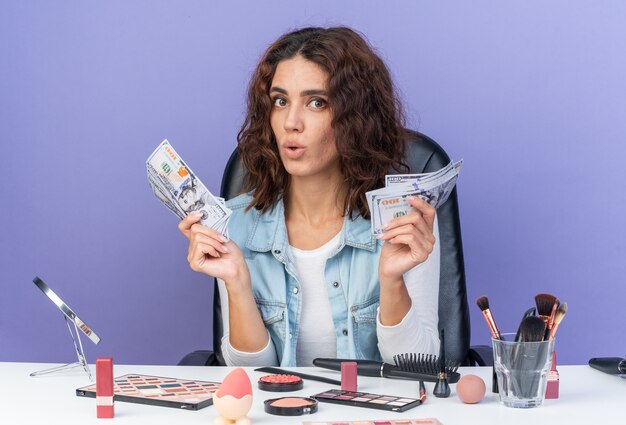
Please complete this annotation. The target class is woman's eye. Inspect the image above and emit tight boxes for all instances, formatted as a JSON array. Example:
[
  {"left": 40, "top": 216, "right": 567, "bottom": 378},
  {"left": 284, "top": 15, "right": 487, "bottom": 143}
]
[
  {"left": 308, "top": 98, "right": 327, "bottom": 109},
  {"left": 273, "top": 97, "right": 287, "bottom": 107}
]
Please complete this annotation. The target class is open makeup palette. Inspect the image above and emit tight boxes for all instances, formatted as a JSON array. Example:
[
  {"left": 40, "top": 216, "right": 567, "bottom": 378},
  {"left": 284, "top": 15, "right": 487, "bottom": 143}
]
[
  {"left": 76, "top": 374, "right": 220, "bottom": 410},
  {"left": 310, "top": 389, "right": 423, "bottom": 412}
]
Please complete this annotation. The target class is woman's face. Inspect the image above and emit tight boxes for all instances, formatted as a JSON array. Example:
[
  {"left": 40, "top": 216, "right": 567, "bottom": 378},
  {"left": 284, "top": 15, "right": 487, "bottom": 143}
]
[{"left": 269, "top": 55, "right": 339, "bottom": 179}]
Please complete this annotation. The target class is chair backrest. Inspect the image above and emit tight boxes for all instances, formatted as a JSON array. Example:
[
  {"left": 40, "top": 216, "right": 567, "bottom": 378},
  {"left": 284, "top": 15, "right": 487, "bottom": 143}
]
[{"left": 212, "top": 129, "right": 470, "bottom": 365}]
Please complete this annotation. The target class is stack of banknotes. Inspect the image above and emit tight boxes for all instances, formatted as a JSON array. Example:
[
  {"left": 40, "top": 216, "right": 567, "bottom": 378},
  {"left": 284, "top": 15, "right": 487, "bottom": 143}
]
[
  {"left": 366, "top": 160, "right": 463, "bottom": 235},
  {"left": 146, "top": 139, "right": 232, "bottom": 236}
]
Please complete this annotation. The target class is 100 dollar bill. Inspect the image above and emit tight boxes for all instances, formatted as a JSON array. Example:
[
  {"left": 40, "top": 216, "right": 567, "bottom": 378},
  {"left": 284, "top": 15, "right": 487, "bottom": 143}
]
[{"left": 146, "top": 140, "right": 231, "bottom": 235}]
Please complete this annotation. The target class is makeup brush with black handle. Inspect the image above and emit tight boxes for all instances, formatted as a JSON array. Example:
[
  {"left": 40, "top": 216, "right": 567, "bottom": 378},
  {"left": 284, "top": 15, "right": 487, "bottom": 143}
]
[
  {"left": 516, "top": 316, "right": 549, "bottom": 398},
  {"left": 514, "top": 307, "right": 537, "bottom": 342}
]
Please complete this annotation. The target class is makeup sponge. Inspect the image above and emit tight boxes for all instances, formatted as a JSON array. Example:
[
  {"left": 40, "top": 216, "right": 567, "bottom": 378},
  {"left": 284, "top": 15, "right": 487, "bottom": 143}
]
[
  {"left": 214, "top": 368, "right": 253, "bottom": 424},
  {"left": 456, "top": 374, "right": 486, "bottom": 404},
  {"left": 217, "top": 368, "right": 252, "bottom": 399}
]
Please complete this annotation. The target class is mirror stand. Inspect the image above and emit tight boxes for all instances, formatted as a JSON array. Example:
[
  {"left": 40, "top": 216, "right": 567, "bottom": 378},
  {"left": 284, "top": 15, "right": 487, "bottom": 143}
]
[{"left": 30, "top": 314, "right": 93, "bottom": 381}]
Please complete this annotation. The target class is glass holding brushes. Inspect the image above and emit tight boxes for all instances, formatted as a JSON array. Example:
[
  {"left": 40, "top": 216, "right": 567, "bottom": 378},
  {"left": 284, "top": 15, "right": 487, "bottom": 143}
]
[{"left": 492, "top": 333, "right": 555, "bottom": 408}]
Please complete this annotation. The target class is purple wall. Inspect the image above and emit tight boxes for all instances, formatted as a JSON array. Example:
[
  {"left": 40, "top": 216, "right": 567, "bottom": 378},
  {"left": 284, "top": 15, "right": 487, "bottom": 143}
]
[{"left": 2, "top": 1, "right": 625, "bottom": 365}]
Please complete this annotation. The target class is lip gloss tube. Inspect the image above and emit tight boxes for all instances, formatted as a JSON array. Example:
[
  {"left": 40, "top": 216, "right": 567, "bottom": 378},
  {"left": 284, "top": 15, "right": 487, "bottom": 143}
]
[
  {"left": 341, "top": 361, "right": 358, "bottom": 392},
  {"left": 96, "top": 357, "right": 114, "bottom": 418}
]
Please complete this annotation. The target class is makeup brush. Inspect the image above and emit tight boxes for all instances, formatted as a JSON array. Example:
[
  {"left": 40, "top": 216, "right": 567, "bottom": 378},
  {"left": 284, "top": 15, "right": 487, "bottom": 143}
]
[
  {"left": 518, "top": 316, "right": 547, "bottom": 342},
  {"left": 418, "top": 380, "right": 427, "bottom": 403},
  {"left": 544, "top": 298, "right": 560, "bottom": 340},
  {"left": 535, "top": 293, "right": 557, "bottom": 327},
  {"left": 549, "top": 302, "right": 568, "bottom": 340},
  {"left": 476, "top": 296, "right": 502, "bottom": 340},
  {"left": 514, "top": 307, "right": 537, "bottom": 342},
  {"left": 515, "top": 316, "right": 549, "bottom": 398},
  {"left": 433, "top": 329, "right": 450, "bottom": 398}
]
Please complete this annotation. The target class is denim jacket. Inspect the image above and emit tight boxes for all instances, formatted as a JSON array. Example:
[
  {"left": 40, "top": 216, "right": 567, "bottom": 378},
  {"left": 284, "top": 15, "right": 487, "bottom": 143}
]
[{"left": 225, "top": 193, "right": 383, "bottom": 367}]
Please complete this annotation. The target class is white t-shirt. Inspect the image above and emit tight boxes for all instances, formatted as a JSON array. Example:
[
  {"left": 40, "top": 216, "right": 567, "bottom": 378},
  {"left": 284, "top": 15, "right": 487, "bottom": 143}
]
[{"left": 291, "top": 232, "right": 341, "bottom": 366}]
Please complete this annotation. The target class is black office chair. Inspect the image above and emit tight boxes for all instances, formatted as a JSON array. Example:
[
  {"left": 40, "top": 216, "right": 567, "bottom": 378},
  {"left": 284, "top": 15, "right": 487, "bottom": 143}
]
[{"left": 178, "top": 130, "right": 491, "bottom": 367}]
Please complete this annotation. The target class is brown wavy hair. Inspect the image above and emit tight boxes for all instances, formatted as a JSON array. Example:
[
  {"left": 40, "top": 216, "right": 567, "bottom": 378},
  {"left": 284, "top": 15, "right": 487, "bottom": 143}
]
[{"left": 237, "top": 26, "right": 409, "bottom": 219}]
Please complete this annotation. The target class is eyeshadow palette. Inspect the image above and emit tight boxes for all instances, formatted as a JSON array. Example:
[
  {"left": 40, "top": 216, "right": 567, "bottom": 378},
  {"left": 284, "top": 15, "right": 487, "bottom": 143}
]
[
  {"left": 302, "top": 419, "right": 443, "bottom": 425},
  {"left": 310, "top": 389, "right": 423, "bottom": 412},
  {"left": 76, "top": 374, "right": 220, "bottom": 410}
]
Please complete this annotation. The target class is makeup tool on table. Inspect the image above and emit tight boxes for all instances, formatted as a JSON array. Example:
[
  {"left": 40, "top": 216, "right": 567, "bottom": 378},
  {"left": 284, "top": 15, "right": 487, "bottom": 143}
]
[
  {"left": 30, "top": 276, "right": 100, "bottom": 380},
  {"left": 77, "top": 374, "right": 220, "bottom": 410},
  {"left": 212, "top": 368, "right": 252, "bottom": 425},
  {"left": 515, "top": 315, "right": 549, "bottom": 399},
  {"left": 418, "top": 380, "right": 427, "bottom": 403},
  {"left": 534, "top": 293, "right": 558, "bottom": 340},
  {"left": 96, "top": 357, "right": 114, "bottom": 418},
  {"left": 258, "top": 374, "right": 303, "bottom": 392},
  {"left": 263, "top": 397, "right": 318, "bottom": 416},
  {"left": 477, "top": 293, "right": 568, "bottom": 407},
  {"left": 514, "top": 307, "right": 537, "bottom": 342},
  {"left": 548, "top": 302, "right": 568, "bottom": 340},
  {"left": 588, "top": 356, "right": 626, "bottom": 375},
  {"left": 476, "top": 295, "right": 502, "bottom": 341},
  {"left": 456, "top": 374, "right": 486, "bottom": 404},
  {"left": 302, "top": 419, "right": 443, "bottom": 425},
  {"left": 310, "top": 388, "right": 425, "bottom": 412},
  {"left": 313, "top": 356, "right": 460, "bottom": 383},
  {"left": 254, "top": 367, "right": 341, "bottom": 386},
  {"left": 545, "top": 351, "right": 559, "bottom": 399},
  {"left": 433, "top": 329, "right": 450, "bottom": 398},
  {"left": 341, "top": 361, "right": 358, "bottom": 392},
  {"left": 476, "top": 295, "right": 502, "bottom": 393}
]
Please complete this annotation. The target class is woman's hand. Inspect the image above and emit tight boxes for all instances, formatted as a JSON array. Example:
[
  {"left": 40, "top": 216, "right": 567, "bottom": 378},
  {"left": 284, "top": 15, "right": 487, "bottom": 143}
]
[
  {"left": 178, "top": 213, "right": 248, "bottom": 284},
  {"left": 378, "top": 196, "right": 436, "bottom": 282}
]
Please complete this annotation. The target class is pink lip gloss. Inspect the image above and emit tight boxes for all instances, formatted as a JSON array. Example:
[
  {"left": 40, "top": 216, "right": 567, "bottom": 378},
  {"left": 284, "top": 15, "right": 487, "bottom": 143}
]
[
  {"left": 96, "top": 357, "right": 114, "bottom": 418},
  {"left": 341, "top": 361, "right": 358, "bottom": 392}
]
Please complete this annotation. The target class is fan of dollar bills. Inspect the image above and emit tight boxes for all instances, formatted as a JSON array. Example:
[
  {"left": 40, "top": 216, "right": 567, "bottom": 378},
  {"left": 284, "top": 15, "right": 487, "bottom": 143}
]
[
  {"left": 366, "top": 160, "right": 463, "bottom": 235},
  {"left": 146, "top": 140, "right": 232, "bottom": 237}
]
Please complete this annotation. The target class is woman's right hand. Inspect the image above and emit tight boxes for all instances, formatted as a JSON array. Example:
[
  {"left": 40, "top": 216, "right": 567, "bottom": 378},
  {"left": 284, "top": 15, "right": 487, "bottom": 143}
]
[{"left": 178, "top": 212, "right": 248, "bottom": 284}]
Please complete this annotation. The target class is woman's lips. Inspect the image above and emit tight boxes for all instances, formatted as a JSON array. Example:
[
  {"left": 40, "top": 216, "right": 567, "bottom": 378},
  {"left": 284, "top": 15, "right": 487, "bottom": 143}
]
[{"left": 282, "top": 145, "right": 306, "bottom": 159}]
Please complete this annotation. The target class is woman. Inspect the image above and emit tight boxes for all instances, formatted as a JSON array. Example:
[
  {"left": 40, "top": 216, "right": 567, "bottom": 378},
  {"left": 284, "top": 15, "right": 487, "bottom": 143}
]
[{"left": 179, "top": 27, "right": 440, "bottom": 367}]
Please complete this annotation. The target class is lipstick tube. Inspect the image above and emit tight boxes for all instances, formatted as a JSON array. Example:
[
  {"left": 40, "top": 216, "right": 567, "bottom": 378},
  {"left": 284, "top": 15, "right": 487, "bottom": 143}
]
[{"left": 96, "top": 357, "right": 114, "bottom": 418}]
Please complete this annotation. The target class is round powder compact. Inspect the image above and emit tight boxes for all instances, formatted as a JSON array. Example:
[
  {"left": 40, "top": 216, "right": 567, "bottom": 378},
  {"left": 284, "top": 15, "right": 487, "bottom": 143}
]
[
  {"left": 263, "top": 396, "right": 318, "bottom": 416},
  {"left": 258, "top": 374, "right": 303, "bottom": 392}
]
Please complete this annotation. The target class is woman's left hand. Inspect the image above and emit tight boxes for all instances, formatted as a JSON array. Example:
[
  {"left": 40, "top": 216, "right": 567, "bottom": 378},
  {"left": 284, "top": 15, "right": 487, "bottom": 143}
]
[{"left": 378, "top": 196, "right": 436, "bottom": 281}]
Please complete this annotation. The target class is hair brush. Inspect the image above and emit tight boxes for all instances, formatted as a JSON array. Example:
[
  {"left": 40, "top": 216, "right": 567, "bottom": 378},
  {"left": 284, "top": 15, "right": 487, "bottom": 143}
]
[
  {"left": 393, "top": 352, "right": 460, "bottom": 383},
  {"left": 313, "top": 355, "right": 461, "bottom": 383}
]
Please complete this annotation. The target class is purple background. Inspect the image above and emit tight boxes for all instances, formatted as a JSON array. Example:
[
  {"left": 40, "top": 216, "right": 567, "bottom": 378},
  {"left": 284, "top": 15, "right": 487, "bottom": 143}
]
[{"left": 2, "top": 1, "right": 625, "bottom": 366}]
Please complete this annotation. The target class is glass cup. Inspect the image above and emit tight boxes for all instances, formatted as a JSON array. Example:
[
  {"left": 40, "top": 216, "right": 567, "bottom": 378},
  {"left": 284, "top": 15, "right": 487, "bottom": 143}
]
[{"left": 492, "top": 334, "right": 555, "bottom": 408}]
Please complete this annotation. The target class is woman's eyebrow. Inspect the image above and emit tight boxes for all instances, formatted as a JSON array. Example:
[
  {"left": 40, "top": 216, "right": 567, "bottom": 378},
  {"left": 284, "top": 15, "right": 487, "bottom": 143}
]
[
  {"left": 269, "top": 87, "right": 327, "bottom": 97},
  {"left": 300, "top": 89, "right": 327, "bottom": 96},
  {"left": 270, "top": 86, "right": 287, "bottom": 94}
]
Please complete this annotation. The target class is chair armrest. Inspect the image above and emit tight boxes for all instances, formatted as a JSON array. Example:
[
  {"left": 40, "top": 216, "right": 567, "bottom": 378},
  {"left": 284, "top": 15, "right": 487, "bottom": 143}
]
[
  {"left": 177, "top": 350, "right": 222, "bottom": 366},
  {"left": 467, "top": 345, "right": 493, "bottom": 366}
]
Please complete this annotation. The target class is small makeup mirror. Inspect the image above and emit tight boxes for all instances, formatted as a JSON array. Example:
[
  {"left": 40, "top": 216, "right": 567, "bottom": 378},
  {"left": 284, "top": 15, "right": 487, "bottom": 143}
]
[{"left": 30, "top": 276, "right": 101, "bottom": 380}]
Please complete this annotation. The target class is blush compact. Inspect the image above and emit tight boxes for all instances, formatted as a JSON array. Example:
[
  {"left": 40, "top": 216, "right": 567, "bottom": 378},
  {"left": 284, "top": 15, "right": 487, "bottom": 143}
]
[
  {"left": 258, "top": 374, "right": 303, "bottom": 392},
  {"left": 264, "top": 396, "right": 318, "bottom": 416}
]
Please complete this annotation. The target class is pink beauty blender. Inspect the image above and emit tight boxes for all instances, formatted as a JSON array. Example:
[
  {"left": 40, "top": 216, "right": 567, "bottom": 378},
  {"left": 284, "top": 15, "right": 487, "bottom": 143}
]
[
  {"left": 213, "top": 368, "right": 253, "bottom": 425},
  {"left": 456, "top": 374, "right": 486, "bottom": 404}
]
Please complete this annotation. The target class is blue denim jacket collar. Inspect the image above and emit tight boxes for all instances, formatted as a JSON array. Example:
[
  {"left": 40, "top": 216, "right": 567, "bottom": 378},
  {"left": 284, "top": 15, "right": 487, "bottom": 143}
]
[{"left": 244, "top": 199, "right": 377, "bottom": 256}]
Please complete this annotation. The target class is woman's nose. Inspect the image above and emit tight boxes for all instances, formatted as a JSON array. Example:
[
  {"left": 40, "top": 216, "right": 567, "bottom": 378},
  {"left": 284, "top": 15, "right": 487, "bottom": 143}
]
[{"left": 283, "top": 105, "right": 304, "bottom": 133}]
